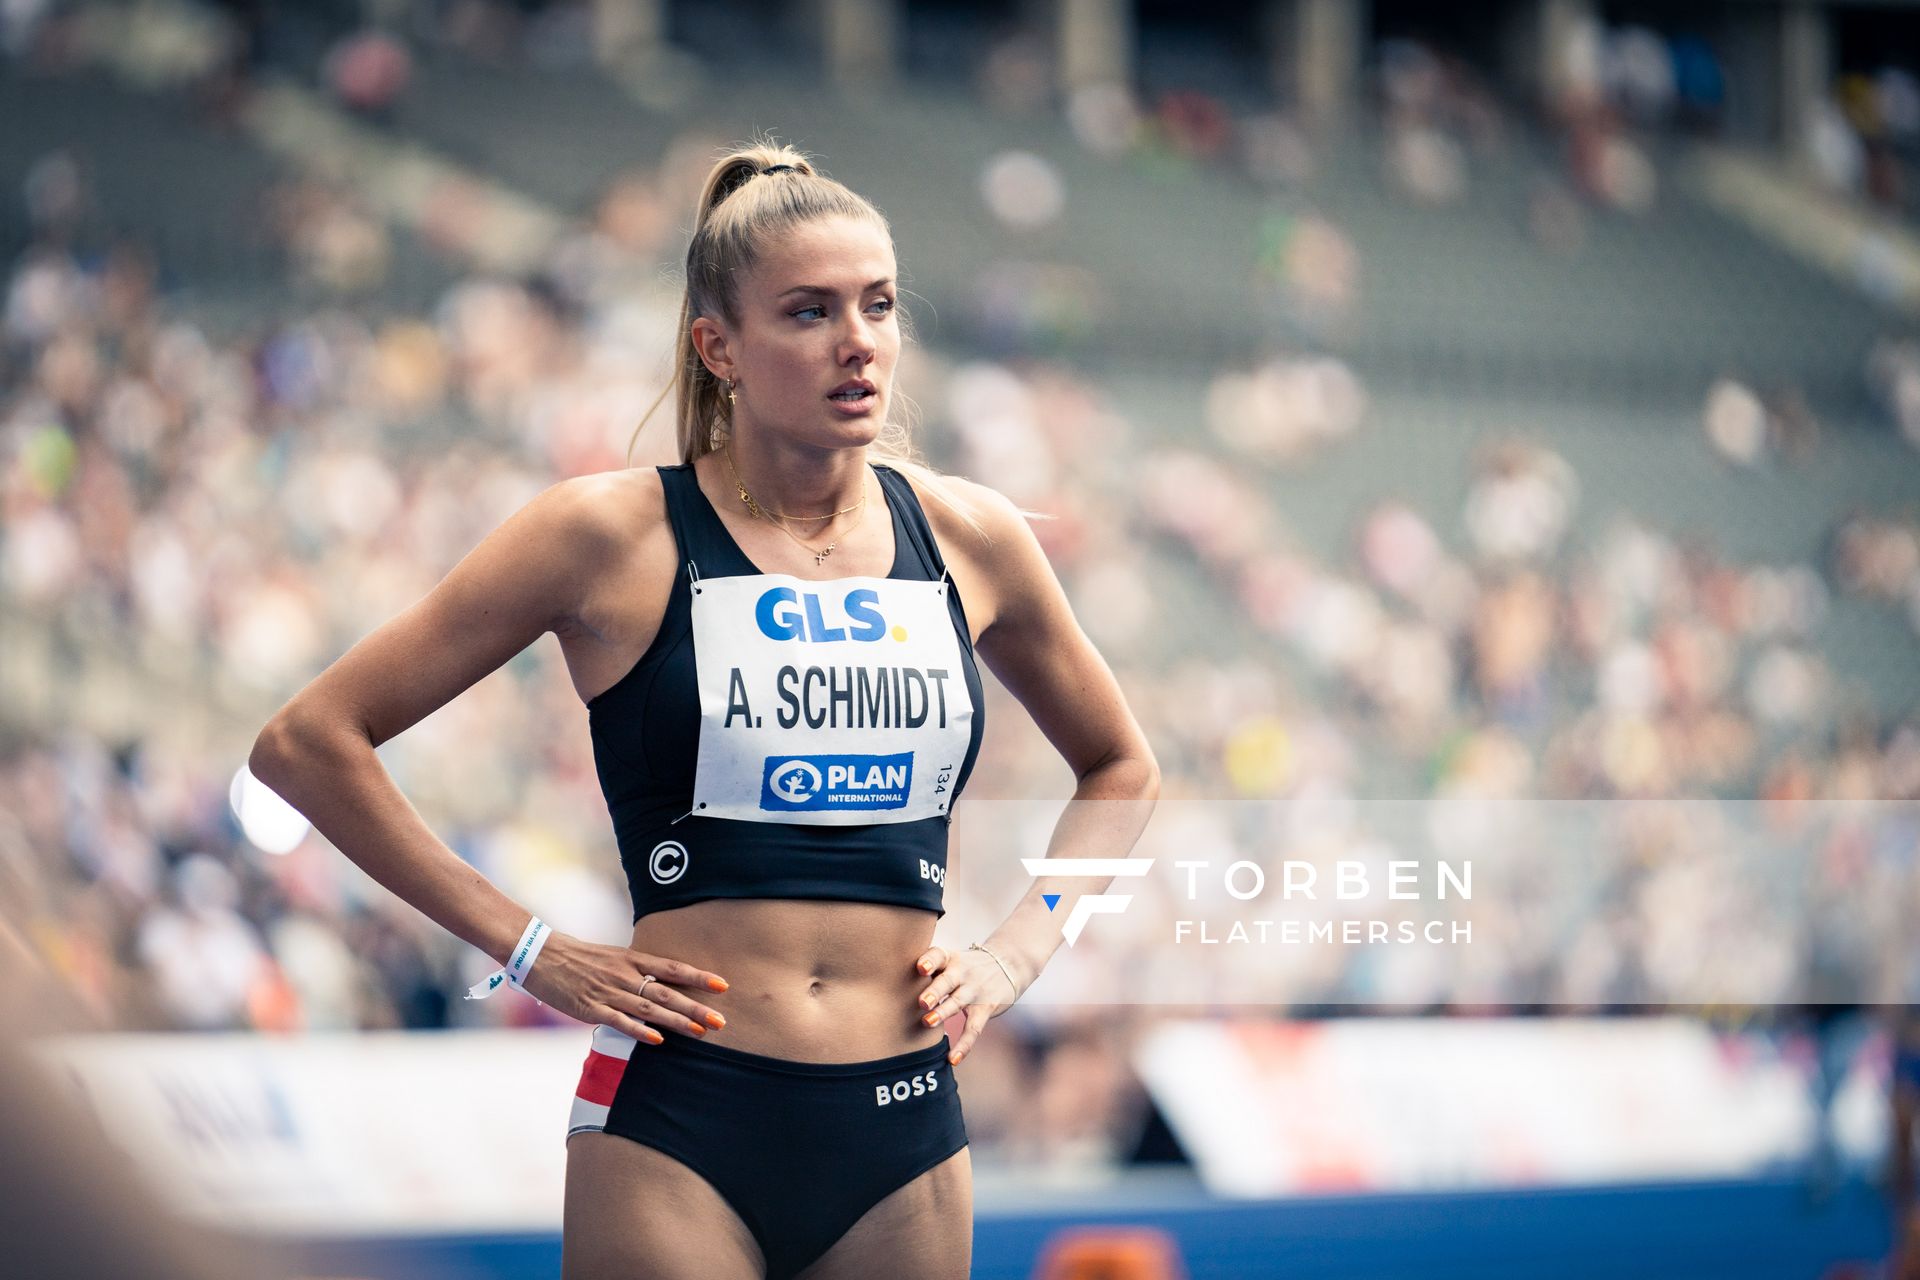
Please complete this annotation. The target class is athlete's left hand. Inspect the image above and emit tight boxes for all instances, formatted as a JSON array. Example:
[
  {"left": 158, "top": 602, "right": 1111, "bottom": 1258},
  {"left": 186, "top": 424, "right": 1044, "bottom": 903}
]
[{"left": 913, "top": 945, "right": 1023, "bottom": 1066}]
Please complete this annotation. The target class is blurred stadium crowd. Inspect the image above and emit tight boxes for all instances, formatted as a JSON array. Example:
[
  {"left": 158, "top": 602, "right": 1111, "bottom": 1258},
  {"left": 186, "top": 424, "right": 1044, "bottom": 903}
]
[{"left": 2, "top": 0, "right": 1919, "bottom": 1178}]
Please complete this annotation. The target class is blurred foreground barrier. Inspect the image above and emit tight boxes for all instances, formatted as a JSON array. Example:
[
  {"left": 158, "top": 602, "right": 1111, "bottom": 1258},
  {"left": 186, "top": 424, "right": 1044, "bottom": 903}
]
[
  {"left": 28, "top": 1017, "right": 1883, "bottom": 1234},
  {"left": 33, "top": 1028, "right": 584, "bottom": 1235},
  {"left": 0, "top": 1028, "right": 291, "bottom": 1278}
]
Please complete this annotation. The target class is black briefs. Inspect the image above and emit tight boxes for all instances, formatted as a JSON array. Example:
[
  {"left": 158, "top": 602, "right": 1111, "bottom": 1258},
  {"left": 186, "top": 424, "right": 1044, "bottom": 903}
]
[{"left": 570, "top": 1027, "right": 967, "bottom": 1278}]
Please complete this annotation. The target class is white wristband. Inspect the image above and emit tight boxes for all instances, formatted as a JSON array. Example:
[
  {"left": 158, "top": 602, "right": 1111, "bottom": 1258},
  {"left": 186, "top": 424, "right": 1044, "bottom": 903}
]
[{"left": 465, "top": 917, "right": 551, "bottom": 1002}]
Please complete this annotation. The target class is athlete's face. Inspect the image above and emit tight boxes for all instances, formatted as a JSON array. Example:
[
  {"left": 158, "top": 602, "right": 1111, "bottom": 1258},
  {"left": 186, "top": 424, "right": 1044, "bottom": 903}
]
[{"left": 699, "top": 214, "right": 900, "bottom": 452}]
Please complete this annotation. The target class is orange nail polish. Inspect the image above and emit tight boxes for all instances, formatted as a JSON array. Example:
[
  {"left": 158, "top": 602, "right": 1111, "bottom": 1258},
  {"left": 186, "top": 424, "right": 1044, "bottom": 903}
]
[
  {"left": 708, "top": 977, "right": 730, "bottom": 993},
  {"left": 949, "top": 1052, "right": 961, "bottom": 1065},
  {"left": 706, "top": 1012, "right": 726, "bottom": 1030},
  {"left": 647, "top": 1030, "right": 664, "bottom": 1045},
  {"left": 688, "top": 1023, "right": 706, "bottom": 1036},
  {"left": 923, "top": 1011, "right": 941, "bottom": 1026}
]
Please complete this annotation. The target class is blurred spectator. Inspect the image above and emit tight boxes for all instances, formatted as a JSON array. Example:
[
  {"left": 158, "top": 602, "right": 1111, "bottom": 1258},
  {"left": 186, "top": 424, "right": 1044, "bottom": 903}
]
[
  {"left": 265, "top": 180, "right": 393, "bottom": 294},
  {"left": 980, "top": 151, "right": 1066, "bottom": 232},
  {"left": 1206, "top": 354, "right": 1365, "bottom": 463},
  {"left": 1867, "top": 337, "right": 1920, "bottom": 449},
  {"left": 1462, "top": 441, "right": 1578, "bottom": 565},
  {"left": 1704, "top": 377, "right": 1768, "bottom": 466},
  {"left": 323, "top": 28, "right": 413, "bottom": 120}
]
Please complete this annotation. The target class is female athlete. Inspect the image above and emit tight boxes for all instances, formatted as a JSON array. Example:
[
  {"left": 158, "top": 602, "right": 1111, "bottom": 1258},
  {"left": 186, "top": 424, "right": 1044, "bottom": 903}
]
[{"left": 249, "top": 142, "right": 1159, "bottom": 1279}]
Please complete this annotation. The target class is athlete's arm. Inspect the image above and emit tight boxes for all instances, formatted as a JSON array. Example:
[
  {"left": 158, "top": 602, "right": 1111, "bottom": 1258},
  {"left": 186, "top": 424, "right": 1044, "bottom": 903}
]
[
  {"left": 913, "top": 479, "right": 1160, "bottom": 1063},
  {"left": 249, "top": 472, "right": 726, "bottom": 1042}
]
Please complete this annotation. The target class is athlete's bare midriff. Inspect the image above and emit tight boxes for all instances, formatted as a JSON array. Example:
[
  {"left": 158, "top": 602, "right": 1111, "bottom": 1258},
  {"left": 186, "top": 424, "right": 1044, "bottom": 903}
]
[{"left": 631, "top": 898, "right": 944, "bottom": 1061}]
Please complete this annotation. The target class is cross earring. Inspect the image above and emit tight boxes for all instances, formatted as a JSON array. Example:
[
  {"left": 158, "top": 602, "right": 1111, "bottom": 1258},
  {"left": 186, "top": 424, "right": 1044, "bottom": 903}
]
[{"left": 726, "top": 378, "right": 738, "bottom": 408}]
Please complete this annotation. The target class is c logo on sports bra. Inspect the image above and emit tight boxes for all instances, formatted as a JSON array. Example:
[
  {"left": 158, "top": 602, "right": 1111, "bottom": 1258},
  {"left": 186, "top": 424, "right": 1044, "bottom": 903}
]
[
  {"left": 765, "top": 759, "right": 823, "bottom": 805},
  {"left": 648, "top": 840, "right": 689, "bottom": 885}
]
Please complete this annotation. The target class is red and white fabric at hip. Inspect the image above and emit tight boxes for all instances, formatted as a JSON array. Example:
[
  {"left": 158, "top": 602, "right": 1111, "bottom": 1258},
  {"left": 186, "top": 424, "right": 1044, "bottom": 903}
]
[{"left": 569, "top": 1023, "right": 638, "bottom": 1136}]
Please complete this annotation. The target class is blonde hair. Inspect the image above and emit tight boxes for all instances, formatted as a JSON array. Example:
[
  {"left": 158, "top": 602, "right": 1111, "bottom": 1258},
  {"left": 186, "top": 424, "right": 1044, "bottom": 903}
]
[{"left": 626, "top": 138, "right": 984, "bottom": 535}]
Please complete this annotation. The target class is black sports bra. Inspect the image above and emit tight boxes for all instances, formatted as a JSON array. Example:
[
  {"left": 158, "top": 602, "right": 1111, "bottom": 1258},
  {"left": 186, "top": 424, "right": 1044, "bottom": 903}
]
[{"left": 588, "top": 463, "right": 986, "bottom": 921}]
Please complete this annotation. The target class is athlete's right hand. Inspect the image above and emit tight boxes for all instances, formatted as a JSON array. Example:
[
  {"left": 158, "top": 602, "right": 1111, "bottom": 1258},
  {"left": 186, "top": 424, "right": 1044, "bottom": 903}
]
[{"left": 520, "top": 933, "right": 729, "bottom": 1045}]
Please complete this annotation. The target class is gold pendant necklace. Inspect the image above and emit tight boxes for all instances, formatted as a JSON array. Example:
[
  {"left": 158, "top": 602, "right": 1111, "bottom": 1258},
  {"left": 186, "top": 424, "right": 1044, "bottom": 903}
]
[{"left": 724, "top": 445, "right": 868, "bottom": 565}]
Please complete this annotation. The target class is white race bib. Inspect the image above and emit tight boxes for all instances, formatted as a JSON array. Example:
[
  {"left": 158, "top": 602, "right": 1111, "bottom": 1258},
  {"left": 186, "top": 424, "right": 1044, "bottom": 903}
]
[{"left": 688, "top": 573, "right": 974, "bottom": 826}]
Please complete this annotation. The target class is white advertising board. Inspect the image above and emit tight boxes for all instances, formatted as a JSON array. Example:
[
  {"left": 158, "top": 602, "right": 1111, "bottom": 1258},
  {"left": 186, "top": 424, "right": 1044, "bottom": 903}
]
[
  {"left": 1135, "top": 1018, "right": 1820, "bottom": 1196},
  {"left": 35, "top": 1028, "right": 589, "bottom": 1235}
]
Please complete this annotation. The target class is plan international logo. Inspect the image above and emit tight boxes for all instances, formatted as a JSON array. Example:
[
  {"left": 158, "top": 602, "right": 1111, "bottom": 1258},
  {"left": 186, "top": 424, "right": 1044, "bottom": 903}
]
[
  {"left": 1020, "top": 858, "right": 1156, "bottom": 946},
  {"left": 760, "top": 753, "right": 913, "bottom": 812}
]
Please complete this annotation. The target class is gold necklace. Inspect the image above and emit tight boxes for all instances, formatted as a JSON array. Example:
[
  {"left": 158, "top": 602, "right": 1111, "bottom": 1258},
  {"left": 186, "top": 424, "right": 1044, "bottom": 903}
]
[{"left": 724, "top": 445, "right": 869, "bottom": 566}]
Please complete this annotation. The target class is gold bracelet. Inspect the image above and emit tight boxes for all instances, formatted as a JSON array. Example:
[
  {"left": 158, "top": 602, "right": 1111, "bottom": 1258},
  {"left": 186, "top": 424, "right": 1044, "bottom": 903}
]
[{"left": 968, "top": 942, "right": 1020, "bottom": 1000}]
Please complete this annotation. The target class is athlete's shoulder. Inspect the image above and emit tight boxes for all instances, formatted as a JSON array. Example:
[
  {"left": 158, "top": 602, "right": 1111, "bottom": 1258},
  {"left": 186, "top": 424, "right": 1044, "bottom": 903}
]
[
  {"left": 894, "top": 469, "right": 1031, "bottom": 559},
  {"left": 541, "top": 466, "right": 669, "bottom": 547}
]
